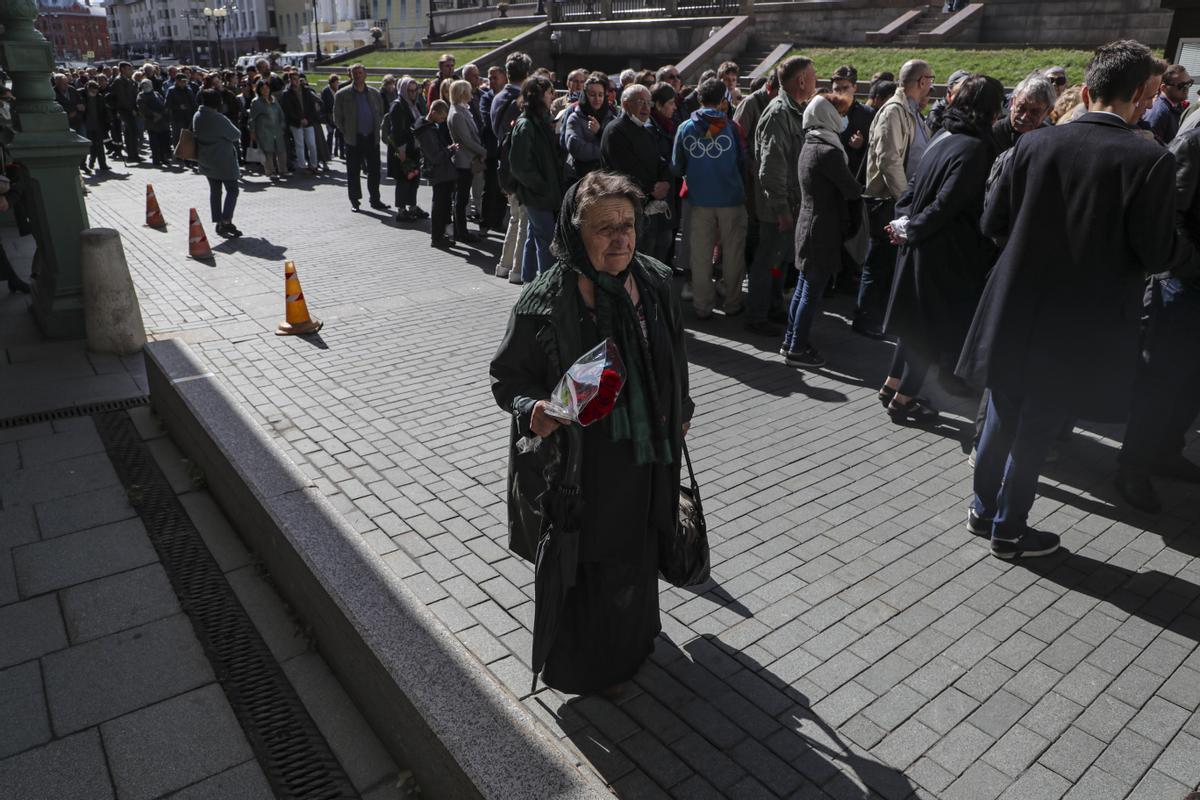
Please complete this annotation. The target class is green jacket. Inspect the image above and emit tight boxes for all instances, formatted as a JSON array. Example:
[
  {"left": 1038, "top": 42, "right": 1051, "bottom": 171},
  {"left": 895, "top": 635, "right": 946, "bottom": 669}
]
[
  {"left": 509, "top": 113, "right": 564, "bottom": 211},
  {"left": 192, "top": 105, "right": 241, "bottom": 182},
  {"left": 332, "top": 84, "right": 384, "bottom": 143},
  {"left": 489, "top": 258, "right": 694, "bottom": 562},
  {"left": 754, "top": 92, "right": 808, "bottom": 220},
  {"left": 248, "top": 96, "right": 286, "bottom": 154}
]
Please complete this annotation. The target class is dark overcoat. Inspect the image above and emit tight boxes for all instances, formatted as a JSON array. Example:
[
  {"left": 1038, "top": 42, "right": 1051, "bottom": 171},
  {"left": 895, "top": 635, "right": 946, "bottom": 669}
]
[
  {"left": 794, "top": 137, "right": 862, "bottom": 283},
  {"left": 884, "top": 131, "right": 995, "bottom": 361},
  {"left": 956, "top": 112, "right": 1177, "bottom": 420},
  {"left": 489, "top": 258, "right": 694, "bottom": 564},
  {"left": 385, "top": 100, "right": 420, "bottom": 178}
]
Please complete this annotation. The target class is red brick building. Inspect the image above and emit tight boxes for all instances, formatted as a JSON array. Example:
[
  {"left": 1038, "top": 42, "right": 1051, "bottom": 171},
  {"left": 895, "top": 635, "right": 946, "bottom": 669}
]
[{"left": 35, "top": 1, "right": 111, "bottom": 62}]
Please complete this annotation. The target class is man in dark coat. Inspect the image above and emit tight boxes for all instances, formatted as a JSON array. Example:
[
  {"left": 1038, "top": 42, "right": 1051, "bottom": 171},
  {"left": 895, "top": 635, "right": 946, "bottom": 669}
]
[
  {"left": 600, "top": 84, "right": 672, "bottom": 259},
  {"left": 957, "top": 40, "right": 1177, "bottom": 559},
  {"left": 110, "top": 62, "right": 140, "bottom": 162},
  {"left": 165, "top": 74, "right": 197, "bottom": 150},
  {"left": 991, "top": 72, "right": 1055, "bottom": 154},
  {"left": 320, "top": 75, "right": 343, "bottom": 158},
  {"left": 1115, "top": 125, "right": 1200, "bottom": 512}
]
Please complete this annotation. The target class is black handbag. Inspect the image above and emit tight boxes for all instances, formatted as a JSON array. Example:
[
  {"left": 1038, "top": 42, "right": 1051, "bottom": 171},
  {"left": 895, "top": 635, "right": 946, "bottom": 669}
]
[{"left": 659, "top": 440, "right": 710, "bottom": 587}]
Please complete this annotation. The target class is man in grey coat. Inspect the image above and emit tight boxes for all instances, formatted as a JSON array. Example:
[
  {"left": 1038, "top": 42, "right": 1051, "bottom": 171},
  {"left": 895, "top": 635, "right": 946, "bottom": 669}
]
[{"left": 334, "top": 64, "right": 388, "bottom": 212}]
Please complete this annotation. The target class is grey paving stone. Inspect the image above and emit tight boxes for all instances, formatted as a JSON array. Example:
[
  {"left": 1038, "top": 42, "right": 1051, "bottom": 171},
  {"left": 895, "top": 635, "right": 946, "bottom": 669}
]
[
  {"left": 225, "top": 565, "right": 307, "bottom": 662},
  {"left": 1125, "top": 768, "right": 1191, "bottom": 800},
  {"left": 0, "top": 452, "right": 120, "bottom": 508},
  {"left": 0, "top": 661, "right": 51, "bottom": 759},
  {"left": 17, "top": 426, "right": 105, "bottom": 468},
  {"left": 42, "top": 614, "right": 213, "bottom": 734},
  {"left": 0, "top": 728, "right": 113, "bottom": 800},
  {"left": 870, "top": 718, "right": 939, "bottom": 771},
  {"left": 1157, "top": 664, "right": 1200, "bottom": 710},
  {"left": 983, "top": 724, "right": 1049, "bottom": 778},
  {"left": 995, "top": 762, "right": 1070, "bottom": 800},
  {"left": 1126, "top": 696, "right": 1190, "bottom": 746},
  {"left": 942, "top": 760, "right": 1010, "bottom": 800},
  {"left": 1071, "top": 693, "right": 1136, "bottom": 744},
  {"left": 927, "top": 721, "right": 994, "bottom": 777},
  {"left": 13, "top": 518, "right": 156, "bottom": 596},
  {"left": 1152, "top": 731, "right": 1200, "bottom": 786},
  {"left": 1038, "top": 725, "right": 1106, "bottom": 782},
  {"left": 33, "top": 485, "right": 137, "bottom": 540},
  {"left": 1092, "top": 729, "right": 1160, "bottom": 786},
  {"left": 101, "top": 684, "right": 253, "bottom": 800},
  {"left": 969, "top": 689, "right": 1032, "bottom": 740},
  {"left": 282, "top": 651, "right": 399, "bottom": 793},
  {"left": 861, "top": 683, "right": 926, "bottom": 732},
  {"left": 915, "top": 686, "right": 979, "bottom": 735},
  {"left": 165, "top": 761, "right": 274, "bottom": 799},
  {"left": 1060, "top": 766, "right": 1128, "bottom": 800},
  {"left": 0, "top": 593, "right": 67, "bottom": 669},
  {"left": 59, "top": 563, "right": 179, "bottom": 644}
]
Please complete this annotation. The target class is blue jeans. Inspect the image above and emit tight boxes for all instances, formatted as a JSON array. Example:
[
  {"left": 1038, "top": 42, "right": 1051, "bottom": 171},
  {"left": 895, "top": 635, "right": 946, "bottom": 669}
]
[
  {"left": 207, "top": 178, "right": 238, "bottom": 223},
  {"left": 522, "top": 206, "right": 555, "bottom": 282},
  {"left": 972, "top": 388, "right": 1066, "bottom": 538},
  {"left": 747, "top": 220, "right": 790, "bottom": 323},
  {"left": 783, "top": 272, "right": 828, "bottom": 351}
]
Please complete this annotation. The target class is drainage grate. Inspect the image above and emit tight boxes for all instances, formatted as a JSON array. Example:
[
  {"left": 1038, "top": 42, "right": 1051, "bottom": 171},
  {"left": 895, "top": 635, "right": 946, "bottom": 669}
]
[
  {"left": 94, "top": 410, "right": 359, "bottom": 800},
  {"left": 0, "top": 395, "right": 150, "bottom": 430}
]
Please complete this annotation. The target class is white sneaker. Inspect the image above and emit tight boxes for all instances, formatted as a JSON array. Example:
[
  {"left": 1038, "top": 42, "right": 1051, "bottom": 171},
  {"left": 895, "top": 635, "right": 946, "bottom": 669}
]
[
  {"left": 496, "top": 265, "right": 510, "bottom": 279},
  {"left": 508, "top": 271, "right": 524, "bottom": 285}
]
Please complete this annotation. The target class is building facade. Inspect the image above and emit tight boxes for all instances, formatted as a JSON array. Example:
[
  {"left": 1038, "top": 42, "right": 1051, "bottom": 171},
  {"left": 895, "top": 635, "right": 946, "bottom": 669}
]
[
  {"left": 36, "top": 0, "right": 112, "bottom": 62},
  {"left": 106, "top": 0, "right": 280, "bottom": 65}
]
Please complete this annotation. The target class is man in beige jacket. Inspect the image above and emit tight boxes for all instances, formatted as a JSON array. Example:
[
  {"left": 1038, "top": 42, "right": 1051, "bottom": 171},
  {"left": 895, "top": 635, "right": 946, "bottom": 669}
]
[{"left": 855, "top": 59, "right": 934, "bottom": 337}]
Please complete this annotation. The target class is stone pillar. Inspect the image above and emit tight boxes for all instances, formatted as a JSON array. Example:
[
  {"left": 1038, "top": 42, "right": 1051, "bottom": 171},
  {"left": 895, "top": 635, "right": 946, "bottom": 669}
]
[
  {"left": 0, "top": 0, "right": 91, "bottom": 339},
  {"left": 81, "top": 229, "right": 145, "bottom": 355}
]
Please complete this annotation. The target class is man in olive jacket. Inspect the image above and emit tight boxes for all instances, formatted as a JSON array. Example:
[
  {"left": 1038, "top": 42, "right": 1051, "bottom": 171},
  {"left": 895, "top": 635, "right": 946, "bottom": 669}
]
[
  {"left": 747, "top": 56, "right": 816, "bottom": 336},
  {"left": 333, "top": 64, "right": 387, "bottom": 211}
]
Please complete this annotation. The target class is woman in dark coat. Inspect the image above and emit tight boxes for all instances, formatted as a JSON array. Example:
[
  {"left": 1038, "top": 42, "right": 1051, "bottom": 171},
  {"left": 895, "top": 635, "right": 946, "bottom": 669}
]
[
  {"left": 387, "top": 77, "right": 426, "bottom": 222},
  {"left": 879, "top": 74, "right": 1004, "bottom": 424},
  {"left": 490, "top": 170, "right": 694, "bottom": 697},
  {"left": 782, "top": 92, "right": 862, "bottom": 369}
]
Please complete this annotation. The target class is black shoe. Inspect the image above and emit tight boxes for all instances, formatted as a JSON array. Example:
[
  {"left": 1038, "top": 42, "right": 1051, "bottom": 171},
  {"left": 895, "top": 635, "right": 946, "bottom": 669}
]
[
  {"left": 369, "top": 199, "right": 390, "bottom": 211},
  {"left": 1151, "top": 456, "right": 1200, "bottom": 484},
  {"left": 6, "top": 275, "right": 31, "bottom": 294},
  {"left": 745, "top": 320, "right": 783, "bottom": 337},
  {"left": 224, "top": 223, "right": 243, "bottom": 238},
  {"left": 852, "top": 321, "right": 886, "bottom": 340},
  {"left": 431, "top": 236, "right": 453, "bottom": 249},
  {"left": 214, "top": 222, "right": 232, "bottom": 238},
  {"left": 411, "top": 206, "right": 430, "bottom": 219},
  {"left": 991, "top": 529, "right": 1061, "bottom": 560},
  {"left": 887, "top": 396, "right": 939, "bottom": 425},
  {"left": 455, "top": 231, "right": 480, "bottom": 243},
  {"left": 784, "top": 345, "right": 826, "bottom": 369},
  {"left": 966, "top": 508, "right": 991, "bottom": 537},
  {"left": 878, "top": 385, "right": 897, "bottom": 408},
  {"left": 351, "top": 200, "right": 361, "bottom": 212},
  {"left": 1114, "top": 469, "right": 1162, "bottom": 514},
  {"left": 396, "top": 210, "right": 415, "bottom": 222}
]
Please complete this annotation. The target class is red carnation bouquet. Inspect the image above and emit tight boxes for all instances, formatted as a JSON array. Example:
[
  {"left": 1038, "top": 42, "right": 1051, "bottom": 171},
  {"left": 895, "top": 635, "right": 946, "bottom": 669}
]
[{"left": 545, "top": 338, "right": 626, "bottom": 427}]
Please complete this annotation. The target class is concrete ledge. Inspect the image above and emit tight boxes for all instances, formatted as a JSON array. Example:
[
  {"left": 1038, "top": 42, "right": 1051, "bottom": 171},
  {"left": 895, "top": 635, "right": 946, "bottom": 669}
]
[
  {"left": 143, "top": 339, "right": 610, "bottom": 800},
  {"left": 747, "top": 41, "right": 793, "bottom": 82},
  {"left": 865, "top": 6, "right": 922, "bottom": 43},
  {"left": 676, "top": 15, "right": 751, "bottom": 82},
  {"left": 919, "top": 1, "right": 985, "bottom": 43}
]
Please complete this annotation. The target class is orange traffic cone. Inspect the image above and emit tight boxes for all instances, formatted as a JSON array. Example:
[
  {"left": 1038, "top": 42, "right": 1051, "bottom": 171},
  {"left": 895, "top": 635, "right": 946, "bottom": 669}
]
[
  {"left": 276, "top": 260, "right": 323, "bottom": 336},
  {"left": 186, "top": 208, "right": 213, "bottom": 261},
  {"left": 145, "top": 183, "right": 166, "bottom": 229}
]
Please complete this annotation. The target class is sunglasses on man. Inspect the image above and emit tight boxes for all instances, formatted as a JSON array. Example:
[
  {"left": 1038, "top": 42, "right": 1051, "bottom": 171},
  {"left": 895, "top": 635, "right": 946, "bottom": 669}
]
[
  {"left": 1048, "top": 75, "right": 1067, "bottom": 86},
  {"left": 1167, "top": 79, "right": 1195, "bottom": 90}
]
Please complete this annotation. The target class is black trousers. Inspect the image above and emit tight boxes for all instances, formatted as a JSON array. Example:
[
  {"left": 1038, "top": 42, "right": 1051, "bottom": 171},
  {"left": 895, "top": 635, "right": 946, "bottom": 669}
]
[
  {"left": 454, "top": 168, "right": 474, "bottom": 237},
  {"left": 482, "top": 156, "right": 506, "bottom": 230},
  {"left": 887, "top": 339, "right": 930, "bottom": 397},
  {"left": 87, "top": 131, "right": 108, "bottom": 169},
  {"left": 345, "top": 133, "right": 381, "bottom": 204},
  {"left": 119, "top": 111, "right": 139, "bottom": 160},
  {"left": 1120, "top": 278, "right": 1200, "bottom": 472},
  {"left": 395, "top": 174, "right": 419, "bottom": 209},
  {"left": 326, "top": 123, "right": 344, "bottom": 158},
  {"left": 431, "top": 179, "right": 454, "bottom": 241}
]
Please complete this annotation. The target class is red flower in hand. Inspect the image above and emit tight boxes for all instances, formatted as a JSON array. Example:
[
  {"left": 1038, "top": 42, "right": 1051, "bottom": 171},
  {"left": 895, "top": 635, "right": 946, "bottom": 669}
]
[{"left": 578, "top": 368, "right": 623, "bottom": 426}]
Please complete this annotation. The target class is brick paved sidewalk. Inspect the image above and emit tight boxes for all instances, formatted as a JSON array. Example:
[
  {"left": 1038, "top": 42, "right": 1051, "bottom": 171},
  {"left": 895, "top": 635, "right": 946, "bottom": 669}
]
[{"left": 79, "top": 160, "right": 1200, "bottom": 799}]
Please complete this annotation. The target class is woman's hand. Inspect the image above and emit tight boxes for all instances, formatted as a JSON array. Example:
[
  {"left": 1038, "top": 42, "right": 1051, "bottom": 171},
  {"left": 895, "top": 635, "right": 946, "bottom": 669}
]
[
  {"left": 848, "top": 131, "right": 864, "bottom": 149},
  {"left": 530, "top": 400, "right": 563, "bottom": 438},
  {"left": 885, "top": 223, "right": 904, "bottom": 246},
  {"left": 587, "top": 116, "right": 600, "bottom": 134}
]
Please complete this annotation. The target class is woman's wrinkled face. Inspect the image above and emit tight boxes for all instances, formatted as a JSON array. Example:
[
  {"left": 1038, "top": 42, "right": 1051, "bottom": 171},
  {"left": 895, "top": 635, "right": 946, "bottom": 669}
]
[{"left": 581, "top": 197, "right": 636, "bottom": 275}]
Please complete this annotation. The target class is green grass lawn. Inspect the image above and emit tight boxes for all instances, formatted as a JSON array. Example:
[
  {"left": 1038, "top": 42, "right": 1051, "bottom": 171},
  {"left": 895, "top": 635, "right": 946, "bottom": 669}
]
[
  {"left": 785, "top": 47, "right": 1094, "bottom": 87},
  {"left": 442, "top": 23, "right": 533, "bottom": 43}
]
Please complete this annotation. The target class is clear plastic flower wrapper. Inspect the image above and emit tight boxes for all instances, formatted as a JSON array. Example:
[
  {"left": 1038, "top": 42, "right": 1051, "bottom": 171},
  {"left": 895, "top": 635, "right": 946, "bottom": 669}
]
[{"left": 545, "top": 338, "right": 627, "bottom": 426}]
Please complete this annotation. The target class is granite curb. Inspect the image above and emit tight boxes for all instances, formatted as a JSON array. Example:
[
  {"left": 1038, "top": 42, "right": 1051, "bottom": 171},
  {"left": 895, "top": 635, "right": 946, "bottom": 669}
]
[{"left": 143, "top": 339, "right": 611, "bottom": 800}]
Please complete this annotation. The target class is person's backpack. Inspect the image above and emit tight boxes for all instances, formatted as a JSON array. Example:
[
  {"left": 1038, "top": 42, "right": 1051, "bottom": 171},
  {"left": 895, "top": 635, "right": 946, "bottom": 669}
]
[{"left": 495, "top": 95, "right": 522, "bottom": 194}]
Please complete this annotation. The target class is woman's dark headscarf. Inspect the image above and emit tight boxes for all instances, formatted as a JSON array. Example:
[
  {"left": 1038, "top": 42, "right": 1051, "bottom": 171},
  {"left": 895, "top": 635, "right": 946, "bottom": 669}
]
[
  {"left": 941, "top": 74, "right": 1006, "bottom": 143},
  {"left": 550, "top": 176, "right": 671, "bottom": 465}
]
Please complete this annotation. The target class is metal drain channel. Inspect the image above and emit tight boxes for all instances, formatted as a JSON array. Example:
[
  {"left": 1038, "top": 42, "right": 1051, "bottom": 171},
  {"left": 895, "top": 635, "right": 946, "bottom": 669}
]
[
  {"left": 0, "top": 395, "right": 150, "bottom": 430},
  {"left": 94, "top": 410, "right": 359, "bottom": 800}
]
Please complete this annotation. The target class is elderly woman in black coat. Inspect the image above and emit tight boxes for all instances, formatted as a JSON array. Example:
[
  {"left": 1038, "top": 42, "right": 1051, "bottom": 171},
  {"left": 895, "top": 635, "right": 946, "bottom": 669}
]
[
  {"left": 387, "top": 77, "right": 427, "bottom": 222},
  {"left": 879, "top": 74, "right": 1005, "bottom": 424},
  {"left": 490, "top": 170, "right": 693, "bottom": 697},
  {"left": 781, "top": 91, "right": 863, "bottom": 369}
]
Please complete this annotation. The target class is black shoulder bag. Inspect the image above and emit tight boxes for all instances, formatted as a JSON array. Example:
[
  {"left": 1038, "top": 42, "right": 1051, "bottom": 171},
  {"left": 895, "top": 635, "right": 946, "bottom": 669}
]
[{"left": 659, "top": 440, "right": 710, "bottom": 587}]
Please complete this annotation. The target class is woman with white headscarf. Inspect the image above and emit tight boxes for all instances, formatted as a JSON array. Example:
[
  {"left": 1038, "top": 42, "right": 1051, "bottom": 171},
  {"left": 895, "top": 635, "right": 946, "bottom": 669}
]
[
  {"left": 386, "top": 76, "right": 428, "bottom": 222},
  {"left": 781, "top": 92, "right": 862, "bottom": 369}
]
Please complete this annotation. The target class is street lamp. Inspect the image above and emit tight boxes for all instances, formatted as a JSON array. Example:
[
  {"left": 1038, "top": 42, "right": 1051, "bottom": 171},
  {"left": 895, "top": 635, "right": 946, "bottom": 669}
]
[{"left": 202, "top": 4, "right": 236, "bottom": 69}]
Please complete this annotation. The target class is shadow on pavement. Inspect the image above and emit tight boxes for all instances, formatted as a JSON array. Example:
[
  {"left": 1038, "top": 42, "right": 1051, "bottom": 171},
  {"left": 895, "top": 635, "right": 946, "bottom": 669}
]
[
  {"left": 685, "top": 333, "right": 849, "bottom": 402},
  {"left": 212, "top": 235, "right": 288, "bottom": 261},
  {"left": 1021, "top": 548, "right": 1200, "bottom": 643},
  {"left": 552, "top": 634, "right": 919, "bottom": 798},
  {"left": 679, "top": 581, "right": 754, "bottom": 619}
]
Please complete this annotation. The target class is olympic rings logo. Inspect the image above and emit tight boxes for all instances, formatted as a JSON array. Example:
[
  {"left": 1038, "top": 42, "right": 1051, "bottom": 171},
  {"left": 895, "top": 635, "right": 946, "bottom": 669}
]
[{"left": 683, "top": 133, "right": 733, "bottom": 159}]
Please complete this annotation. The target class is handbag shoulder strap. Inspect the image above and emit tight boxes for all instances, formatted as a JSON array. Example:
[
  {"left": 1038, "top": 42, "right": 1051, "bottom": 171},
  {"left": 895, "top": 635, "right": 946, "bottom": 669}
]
[{"left": 682, "top": 439, "right": 702, "bottom": 512}]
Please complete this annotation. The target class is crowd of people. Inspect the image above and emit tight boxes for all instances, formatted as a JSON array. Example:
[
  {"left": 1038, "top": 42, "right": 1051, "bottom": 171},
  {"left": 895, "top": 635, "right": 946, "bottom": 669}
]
[{"left": 57, "top": 40, "right": 1200, "bottom": 561}]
